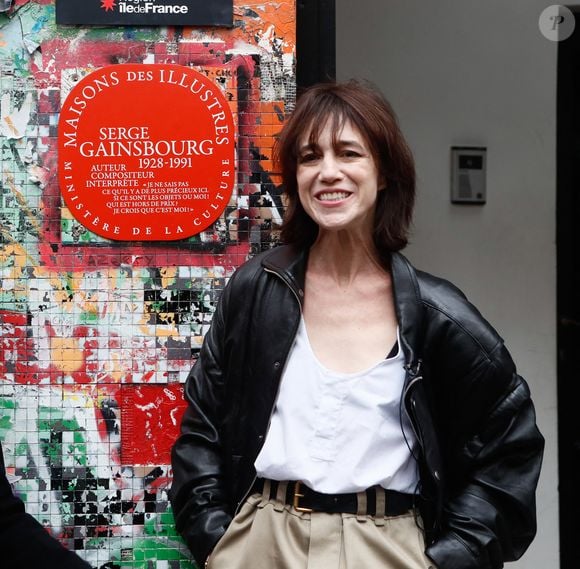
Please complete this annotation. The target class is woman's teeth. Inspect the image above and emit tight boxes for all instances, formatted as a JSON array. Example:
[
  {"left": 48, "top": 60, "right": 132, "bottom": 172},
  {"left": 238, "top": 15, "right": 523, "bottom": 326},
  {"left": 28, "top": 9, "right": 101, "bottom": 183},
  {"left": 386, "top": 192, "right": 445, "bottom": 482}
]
[{"left": 318, "top": 191, "right": 349, "bottom": 201}]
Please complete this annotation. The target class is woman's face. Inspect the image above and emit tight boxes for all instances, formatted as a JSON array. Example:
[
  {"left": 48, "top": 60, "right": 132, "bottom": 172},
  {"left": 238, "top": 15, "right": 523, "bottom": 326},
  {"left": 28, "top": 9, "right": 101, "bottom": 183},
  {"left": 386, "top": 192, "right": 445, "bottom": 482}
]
[{"left": 296, "top": 118, "right": 382, "bottom": 237}]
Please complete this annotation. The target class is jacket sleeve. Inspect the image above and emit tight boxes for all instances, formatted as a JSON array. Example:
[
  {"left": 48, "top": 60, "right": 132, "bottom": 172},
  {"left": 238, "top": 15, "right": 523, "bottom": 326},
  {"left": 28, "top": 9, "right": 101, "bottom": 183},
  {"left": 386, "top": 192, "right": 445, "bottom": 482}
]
[
  {"left": 170, "top": 277, "right": 235, "bottom": 566},
  {"left": 425, "top": 350, "right": 545, "bottom": 569},
  {"left": 1, "top": 444, "right": 91, "bottom": 569}
]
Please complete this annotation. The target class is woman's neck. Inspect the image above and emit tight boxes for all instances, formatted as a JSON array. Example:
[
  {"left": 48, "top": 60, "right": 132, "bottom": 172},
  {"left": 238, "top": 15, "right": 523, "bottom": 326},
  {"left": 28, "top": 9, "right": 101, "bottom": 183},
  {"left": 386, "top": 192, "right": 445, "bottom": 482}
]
[{"left": 308, "top": 229, "right": 385, "bottom": 286}]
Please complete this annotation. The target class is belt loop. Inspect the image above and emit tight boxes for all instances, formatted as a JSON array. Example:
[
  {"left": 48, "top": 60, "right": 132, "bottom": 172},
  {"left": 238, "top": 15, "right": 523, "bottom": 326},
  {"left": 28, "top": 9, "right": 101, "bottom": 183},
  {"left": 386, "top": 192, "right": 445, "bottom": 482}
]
[
  {"left": 356, "top": 490, "right": 367, "bottom": 522},
  {"left": 374, "top": 487, "right": 386, "bottom": 526},
  {"left": 274, "top": 480, "right": 288, "bottom": 512},
  {"left": 261, "top": 478, "right": 271, "bottom": 500},
  {"left": 259, "top": 478, "right": 272, "bottom": 509}
]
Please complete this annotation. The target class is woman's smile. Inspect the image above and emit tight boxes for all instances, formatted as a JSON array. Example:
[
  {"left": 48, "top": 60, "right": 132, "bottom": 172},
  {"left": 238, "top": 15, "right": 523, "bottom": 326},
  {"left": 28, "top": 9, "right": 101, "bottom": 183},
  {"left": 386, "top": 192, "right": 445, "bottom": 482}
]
[{"left": 315, "top": 190, "right": 352, "bottom": 203}]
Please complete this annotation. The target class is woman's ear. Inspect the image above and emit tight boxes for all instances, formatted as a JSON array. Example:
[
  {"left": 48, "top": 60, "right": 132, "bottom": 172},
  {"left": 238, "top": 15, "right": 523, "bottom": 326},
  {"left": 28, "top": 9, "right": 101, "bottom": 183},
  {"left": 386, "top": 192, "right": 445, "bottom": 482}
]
[{"left": 378, "top": 173, "right": 387, "bottom": 191}]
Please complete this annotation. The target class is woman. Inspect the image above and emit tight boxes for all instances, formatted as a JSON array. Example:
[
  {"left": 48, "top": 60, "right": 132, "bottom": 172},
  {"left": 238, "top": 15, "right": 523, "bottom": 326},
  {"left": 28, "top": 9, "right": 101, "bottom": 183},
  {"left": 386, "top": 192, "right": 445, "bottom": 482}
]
[{"left": 170, "top": 80, "right": 544, "bottom": 569}]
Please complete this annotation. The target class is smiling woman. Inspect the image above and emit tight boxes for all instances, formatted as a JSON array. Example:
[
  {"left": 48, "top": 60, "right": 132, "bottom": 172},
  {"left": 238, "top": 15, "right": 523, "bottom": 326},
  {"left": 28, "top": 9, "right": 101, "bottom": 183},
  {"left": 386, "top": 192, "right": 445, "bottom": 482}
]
[
  {"left": 170, "top": 80, "right": 544, "bottom": 569},
  {"left": 275, "top": 80, "right": 415, "bottom": 266}
]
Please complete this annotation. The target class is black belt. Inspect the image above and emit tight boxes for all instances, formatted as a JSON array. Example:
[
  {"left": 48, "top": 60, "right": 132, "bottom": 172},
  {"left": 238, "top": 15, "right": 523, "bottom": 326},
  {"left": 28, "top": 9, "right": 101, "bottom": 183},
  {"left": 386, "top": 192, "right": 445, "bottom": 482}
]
[{"left": 253, "top": 479, "right": 415, "bottom": 516}]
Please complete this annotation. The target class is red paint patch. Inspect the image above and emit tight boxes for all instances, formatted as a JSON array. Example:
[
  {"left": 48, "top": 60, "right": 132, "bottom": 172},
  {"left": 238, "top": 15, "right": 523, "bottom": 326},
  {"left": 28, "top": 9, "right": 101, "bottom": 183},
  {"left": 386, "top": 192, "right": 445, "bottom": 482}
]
[
  {"left": 120, "top": 384, "right": 187, "bottom": 465},
  {"left": 0, "top": 311, "right": 28, "bottom": 381}
]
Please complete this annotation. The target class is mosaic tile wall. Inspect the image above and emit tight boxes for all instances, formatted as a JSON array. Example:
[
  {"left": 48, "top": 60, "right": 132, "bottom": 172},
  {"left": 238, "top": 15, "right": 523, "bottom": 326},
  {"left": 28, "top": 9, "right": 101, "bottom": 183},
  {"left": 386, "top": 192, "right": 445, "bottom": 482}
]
[{"left": 0, "top": 1, "right": 296, "bottom": 566}]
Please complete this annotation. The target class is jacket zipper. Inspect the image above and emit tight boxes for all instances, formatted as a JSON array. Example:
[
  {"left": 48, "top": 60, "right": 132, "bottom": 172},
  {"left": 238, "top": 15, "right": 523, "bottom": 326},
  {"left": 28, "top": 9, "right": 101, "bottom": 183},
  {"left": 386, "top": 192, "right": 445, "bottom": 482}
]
[
  {"left": 403, "top": 360, "right": 424, "bottom": 449},
  {"left": 234, "top": 266, "right": 303, "bottom": 515},
  {"left": 403, "top": 360, "right": 442, "bottom": 491}
]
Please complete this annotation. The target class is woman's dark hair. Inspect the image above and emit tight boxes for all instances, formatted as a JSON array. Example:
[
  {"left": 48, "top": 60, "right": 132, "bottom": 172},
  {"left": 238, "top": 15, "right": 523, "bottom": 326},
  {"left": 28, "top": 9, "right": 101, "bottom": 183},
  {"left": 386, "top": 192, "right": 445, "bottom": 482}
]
[{"left": 275, "top": 80, "right": 416, "bottom": 256}]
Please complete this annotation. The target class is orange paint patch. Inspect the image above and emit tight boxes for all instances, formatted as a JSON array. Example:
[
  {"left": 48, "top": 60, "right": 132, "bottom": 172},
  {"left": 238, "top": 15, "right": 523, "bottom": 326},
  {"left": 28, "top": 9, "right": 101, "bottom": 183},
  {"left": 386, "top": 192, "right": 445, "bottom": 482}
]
[{"left": 50, "top": 337, "right": 84, "bottom": 373}]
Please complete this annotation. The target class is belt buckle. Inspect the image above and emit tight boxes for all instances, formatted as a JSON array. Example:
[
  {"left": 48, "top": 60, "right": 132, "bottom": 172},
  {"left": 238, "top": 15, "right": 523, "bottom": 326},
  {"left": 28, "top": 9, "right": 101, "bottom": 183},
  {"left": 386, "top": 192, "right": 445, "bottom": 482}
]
[{"left": 293, "top": 481, "right": 313, "bottom": 513}]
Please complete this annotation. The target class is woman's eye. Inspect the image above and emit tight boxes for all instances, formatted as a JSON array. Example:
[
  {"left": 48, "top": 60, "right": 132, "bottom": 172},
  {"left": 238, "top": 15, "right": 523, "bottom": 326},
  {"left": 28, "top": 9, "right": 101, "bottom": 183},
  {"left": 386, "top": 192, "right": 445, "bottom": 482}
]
[
  {"left": 342, "top": 150, "right": 361, "bottom": 158},
  {"left": 299, "top": 153, "right": 318, "bottom": 163}
]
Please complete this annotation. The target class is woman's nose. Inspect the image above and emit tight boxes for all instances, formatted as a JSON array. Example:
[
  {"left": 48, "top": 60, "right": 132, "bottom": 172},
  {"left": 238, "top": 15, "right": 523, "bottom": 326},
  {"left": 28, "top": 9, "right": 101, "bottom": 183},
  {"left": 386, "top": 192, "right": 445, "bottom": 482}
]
[{"left": 318, "top": 154, "right": 342, "bottom": 181}]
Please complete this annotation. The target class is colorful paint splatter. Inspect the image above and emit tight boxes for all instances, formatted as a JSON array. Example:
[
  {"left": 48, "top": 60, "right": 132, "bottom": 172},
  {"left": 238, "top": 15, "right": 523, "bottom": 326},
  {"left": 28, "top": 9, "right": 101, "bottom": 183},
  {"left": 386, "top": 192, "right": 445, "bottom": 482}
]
[{"left": 0, "top": 1, "right": 296, "bottom": 567}]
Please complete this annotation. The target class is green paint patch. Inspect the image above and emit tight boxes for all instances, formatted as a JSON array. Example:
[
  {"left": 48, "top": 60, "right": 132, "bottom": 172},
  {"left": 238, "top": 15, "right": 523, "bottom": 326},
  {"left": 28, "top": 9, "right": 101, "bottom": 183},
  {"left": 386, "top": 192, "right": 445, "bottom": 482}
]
[
  {"left": 38, "top": 413, "right": 82, "bottom": 433},
  {"left": 80, "top": 310, "right": 99, "bottom": 324},
  {"left": 14, "top": 441, "right": 28, "bottom": 456},
  {"left": 131, "top": 538, "right": 190, "bottom": 563},
  {"left": 0, "top": 415, "right": 14, "bottom": 432},
  {"left": 0, "top": 398, "right": 16, "bottom": 410},
  {"left": 144, "top": 510, "right": 181, "bottom": 538}
]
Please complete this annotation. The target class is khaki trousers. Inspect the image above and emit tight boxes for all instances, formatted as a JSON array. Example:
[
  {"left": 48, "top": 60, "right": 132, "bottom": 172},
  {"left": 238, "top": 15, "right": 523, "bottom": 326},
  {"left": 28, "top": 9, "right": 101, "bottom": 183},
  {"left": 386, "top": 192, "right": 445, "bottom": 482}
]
[{"left": 207, "top": 483, "right": 436, "bottom": 569}]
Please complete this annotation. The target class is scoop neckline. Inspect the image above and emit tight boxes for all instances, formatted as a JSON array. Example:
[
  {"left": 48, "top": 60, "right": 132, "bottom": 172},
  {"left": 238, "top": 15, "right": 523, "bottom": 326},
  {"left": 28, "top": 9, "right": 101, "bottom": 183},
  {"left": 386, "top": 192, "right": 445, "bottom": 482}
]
[{"left": 298, "top": 317, "right": 402, "bottom": 379}]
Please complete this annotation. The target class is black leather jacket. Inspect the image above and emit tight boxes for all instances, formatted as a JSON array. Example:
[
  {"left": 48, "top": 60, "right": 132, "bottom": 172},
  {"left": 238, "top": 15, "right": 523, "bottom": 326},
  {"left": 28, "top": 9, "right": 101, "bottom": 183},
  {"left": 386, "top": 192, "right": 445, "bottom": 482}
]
[{"left": 170, "top": 245, "right": 544, "bottom": 569}]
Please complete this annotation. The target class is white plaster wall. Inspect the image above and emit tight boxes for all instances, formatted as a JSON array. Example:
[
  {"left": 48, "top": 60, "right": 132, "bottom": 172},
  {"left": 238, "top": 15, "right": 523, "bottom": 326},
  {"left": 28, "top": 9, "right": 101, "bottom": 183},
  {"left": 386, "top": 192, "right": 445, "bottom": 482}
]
[{"left": 336, "top": 2, "right": 558, "bottom": 568}]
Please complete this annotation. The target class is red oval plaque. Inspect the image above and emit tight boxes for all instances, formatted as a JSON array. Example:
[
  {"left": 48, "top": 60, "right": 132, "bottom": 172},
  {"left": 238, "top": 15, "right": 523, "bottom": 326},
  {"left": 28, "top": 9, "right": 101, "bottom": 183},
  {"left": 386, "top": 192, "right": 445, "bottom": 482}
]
[{"left": 58, "top": 63, "right": 235, "bottom": 241}]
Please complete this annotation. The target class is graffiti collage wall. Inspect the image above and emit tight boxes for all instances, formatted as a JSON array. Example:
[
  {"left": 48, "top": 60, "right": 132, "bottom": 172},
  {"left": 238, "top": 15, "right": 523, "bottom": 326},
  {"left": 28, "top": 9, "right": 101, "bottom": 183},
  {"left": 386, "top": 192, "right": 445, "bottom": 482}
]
[{"left": 0, "top": 1, "right": 295, "bottom": 566}]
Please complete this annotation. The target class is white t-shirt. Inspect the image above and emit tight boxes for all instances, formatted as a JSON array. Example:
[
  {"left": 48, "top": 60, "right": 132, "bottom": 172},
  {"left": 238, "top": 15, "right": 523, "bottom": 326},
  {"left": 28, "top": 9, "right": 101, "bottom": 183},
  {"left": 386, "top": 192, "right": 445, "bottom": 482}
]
[{"left": 254, "top": 318, "right": 419, "bottom": 494}]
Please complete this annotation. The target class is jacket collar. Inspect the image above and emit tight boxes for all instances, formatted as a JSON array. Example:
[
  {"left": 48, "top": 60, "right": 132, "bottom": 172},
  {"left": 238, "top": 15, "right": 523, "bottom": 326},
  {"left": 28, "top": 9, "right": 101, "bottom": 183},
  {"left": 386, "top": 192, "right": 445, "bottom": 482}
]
[
  {"left": 390, "top": 252, "right": 425, "bottom": 372},
  {"left": 261, "top": 245, "right": 424, "bottom": 369},
  {"left": 261, "top": 244, "right": 308, "bottom": 304}
]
